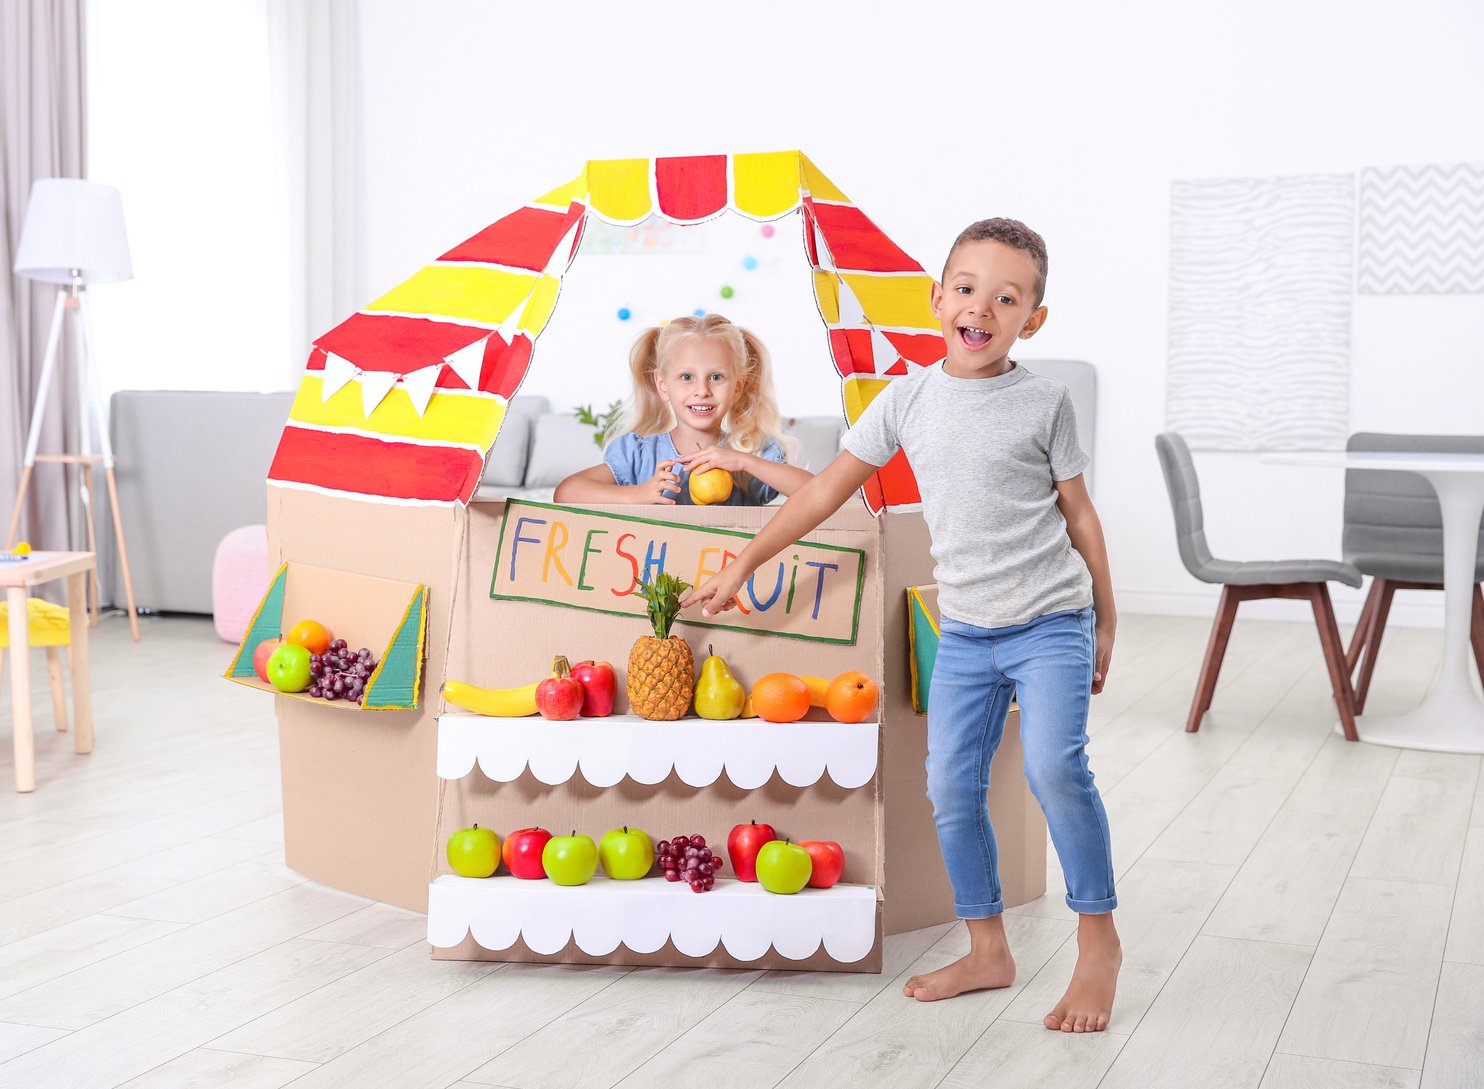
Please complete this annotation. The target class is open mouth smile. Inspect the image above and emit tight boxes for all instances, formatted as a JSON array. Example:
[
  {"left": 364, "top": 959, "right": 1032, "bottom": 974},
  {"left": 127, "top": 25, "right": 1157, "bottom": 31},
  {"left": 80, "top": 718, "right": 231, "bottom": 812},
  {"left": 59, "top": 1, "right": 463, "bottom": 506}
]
[
  {"left": 959, "top": 326, "right": 993, "bottom": 349},
  {"left": 686, "top": 404, "right": 717, "bottom": 417}
]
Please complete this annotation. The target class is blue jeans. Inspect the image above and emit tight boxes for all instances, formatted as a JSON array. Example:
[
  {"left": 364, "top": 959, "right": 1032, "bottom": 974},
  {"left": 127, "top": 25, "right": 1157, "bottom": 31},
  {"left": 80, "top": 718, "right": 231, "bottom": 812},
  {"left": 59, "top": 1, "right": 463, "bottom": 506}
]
[{"left": 927, "top": 607, "right": 1117, "bottom": 918}]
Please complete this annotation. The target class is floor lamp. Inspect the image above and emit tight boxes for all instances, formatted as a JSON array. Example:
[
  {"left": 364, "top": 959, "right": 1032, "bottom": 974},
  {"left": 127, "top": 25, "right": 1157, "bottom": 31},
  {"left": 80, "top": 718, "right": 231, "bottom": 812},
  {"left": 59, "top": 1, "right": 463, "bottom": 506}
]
[{"left": 7, "top": 179, "right": 141, "bottom": 641}]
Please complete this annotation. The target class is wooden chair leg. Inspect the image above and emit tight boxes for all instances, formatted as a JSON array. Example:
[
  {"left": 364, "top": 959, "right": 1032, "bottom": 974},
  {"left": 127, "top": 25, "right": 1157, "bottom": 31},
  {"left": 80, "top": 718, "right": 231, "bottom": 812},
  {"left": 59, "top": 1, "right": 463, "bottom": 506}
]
[
  {"left": 1472, "top": 583, "right": 1484, "bottom": 692},
  {"left": 1347, "top": 579, "right": 1381, "bottom": 674},
  {"left": 1188, "top": 586, "right": 1240, "bottom": 732},
  {"left": 46, "top": 647, "right": 68, "bottom": 732},
  {"left": 1354, "top": 578, "right": 1397, "bottom": 715},
  {"left": 1307, "top": 583, "right": 1359, "bottom": 741}
]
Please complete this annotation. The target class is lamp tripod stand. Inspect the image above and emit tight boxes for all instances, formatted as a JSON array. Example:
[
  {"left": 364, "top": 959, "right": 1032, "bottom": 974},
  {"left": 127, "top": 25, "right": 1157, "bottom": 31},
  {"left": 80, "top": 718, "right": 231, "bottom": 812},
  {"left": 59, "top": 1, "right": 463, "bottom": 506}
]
[{"left": 6, "top": 275, "right": 141, "bottom": 641}]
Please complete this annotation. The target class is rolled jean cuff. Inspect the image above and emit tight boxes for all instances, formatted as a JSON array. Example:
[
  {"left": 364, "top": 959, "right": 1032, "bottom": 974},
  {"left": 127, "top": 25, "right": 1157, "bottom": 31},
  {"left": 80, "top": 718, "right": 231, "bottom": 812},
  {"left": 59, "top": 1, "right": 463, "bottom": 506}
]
[
  {"left": 1065, "top": 893, "right": 1118, "bottom": 914},
  {"left": 956, "top": 898, "right": 1005, "bottom": 920}
]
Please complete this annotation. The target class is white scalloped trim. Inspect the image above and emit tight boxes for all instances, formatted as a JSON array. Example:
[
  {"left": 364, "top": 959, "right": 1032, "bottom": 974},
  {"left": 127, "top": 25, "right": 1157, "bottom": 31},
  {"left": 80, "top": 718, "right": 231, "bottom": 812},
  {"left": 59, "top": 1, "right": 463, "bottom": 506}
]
[
  {"left": 427, "top": 874, "right": 878, "bottom": 963},
  {"left": 436, "top": 714, "right": 878, "bottom": 789}
]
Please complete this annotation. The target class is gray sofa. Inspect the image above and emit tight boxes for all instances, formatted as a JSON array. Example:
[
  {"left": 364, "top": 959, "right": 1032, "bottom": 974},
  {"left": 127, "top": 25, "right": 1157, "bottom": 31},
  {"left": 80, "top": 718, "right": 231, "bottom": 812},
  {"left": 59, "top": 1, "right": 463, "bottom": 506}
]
[{"left": 101, "top": 359, "right": 1095, "bottom": 615}]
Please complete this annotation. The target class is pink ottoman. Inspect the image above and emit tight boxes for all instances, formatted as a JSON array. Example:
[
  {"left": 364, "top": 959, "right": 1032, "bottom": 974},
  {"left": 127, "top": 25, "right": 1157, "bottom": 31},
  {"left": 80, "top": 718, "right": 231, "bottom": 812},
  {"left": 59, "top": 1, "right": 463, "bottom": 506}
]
[{"left": 213, "top": 525, "right": 271, "bottom": 643}]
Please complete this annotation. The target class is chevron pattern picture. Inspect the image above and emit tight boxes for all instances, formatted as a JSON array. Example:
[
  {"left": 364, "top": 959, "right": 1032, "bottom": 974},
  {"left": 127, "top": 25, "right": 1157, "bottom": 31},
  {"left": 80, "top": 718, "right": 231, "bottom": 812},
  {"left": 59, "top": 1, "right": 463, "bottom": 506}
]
[
  {"left": 1358, "top": 163, "right": 1484, "bottom": 294},
  {"left": 1166, "top": 175, "right": 1354, "bottom": 451}
]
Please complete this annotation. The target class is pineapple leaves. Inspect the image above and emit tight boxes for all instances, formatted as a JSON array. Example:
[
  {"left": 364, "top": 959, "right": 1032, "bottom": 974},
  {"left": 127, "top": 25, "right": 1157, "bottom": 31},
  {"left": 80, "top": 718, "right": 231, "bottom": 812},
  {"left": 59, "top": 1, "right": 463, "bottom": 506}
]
[{"left": 634, "top": 572, "right": 691, "bottom": 641}]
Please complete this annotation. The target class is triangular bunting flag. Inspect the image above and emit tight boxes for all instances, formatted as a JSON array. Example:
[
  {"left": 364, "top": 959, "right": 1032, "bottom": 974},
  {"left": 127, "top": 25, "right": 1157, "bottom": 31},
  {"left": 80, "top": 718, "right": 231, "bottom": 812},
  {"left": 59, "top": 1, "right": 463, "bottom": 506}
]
[
  {"left": 543, "top": 217, "right": 583, "bottom": 278},
  {"left": 497, "top": 295, "right": 530, "bottom": 343},
  {"left": 443, "top": 337, "right": 488, "bottom": 391},
  {"left": 813, "top": 220, "right": 835, "bottom": 271},
  {"left": 401, "top": 364, "right": 440, "bottom": 417},
  {"left": 836, "top": 277, "right": 867, "bottom": 327},
  {"left": 871, "top": 327, "right": 901, "bottom": 374},
  {"left": 320, "top": 352, "right": 357, "bottom": 402},
  {"left": 359, "top": 369, "right": 398, "bottom": 416}
]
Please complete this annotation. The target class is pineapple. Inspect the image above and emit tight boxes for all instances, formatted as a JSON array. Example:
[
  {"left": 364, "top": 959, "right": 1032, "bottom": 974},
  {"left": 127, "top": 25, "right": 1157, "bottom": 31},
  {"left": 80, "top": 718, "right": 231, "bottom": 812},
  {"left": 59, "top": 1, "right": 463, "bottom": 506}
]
[{"left": 628, "top": 573, "right": 694, "bottom": 720}]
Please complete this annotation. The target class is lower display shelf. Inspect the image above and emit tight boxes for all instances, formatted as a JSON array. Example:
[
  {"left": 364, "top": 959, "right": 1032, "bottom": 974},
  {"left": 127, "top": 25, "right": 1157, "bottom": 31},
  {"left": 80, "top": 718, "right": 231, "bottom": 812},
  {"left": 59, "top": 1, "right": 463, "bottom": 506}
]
[{"left": 426, "top": 873, "right": 879, "bottom": 963}]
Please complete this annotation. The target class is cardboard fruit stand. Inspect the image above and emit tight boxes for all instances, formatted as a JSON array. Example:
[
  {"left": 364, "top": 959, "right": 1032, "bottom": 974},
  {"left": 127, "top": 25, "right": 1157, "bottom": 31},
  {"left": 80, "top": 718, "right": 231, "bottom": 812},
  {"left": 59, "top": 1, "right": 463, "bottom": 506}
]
[{"left": 245, "top": 151, "right": 1047, "bottom": 972}]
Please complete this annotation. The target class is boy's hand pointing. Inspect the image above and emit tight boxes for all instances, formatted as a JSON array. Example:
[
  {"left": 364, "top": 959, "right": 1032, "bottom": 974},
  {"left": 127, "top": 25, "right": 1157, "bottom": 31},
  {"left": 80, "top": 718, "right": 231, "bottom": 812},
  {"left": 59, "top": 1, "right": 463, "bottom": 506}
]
[{"left": 681, "top": 567, "right": 746, "bottom": 617}]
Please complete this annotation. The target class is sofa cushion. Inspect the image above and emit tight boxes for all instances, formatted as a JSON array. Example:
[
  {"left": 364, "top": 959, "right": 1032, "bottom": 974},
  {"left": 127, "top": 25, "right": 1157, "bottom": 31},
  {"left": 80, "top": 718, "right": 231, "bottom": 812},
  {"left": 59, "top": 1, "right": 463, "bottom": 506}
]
[
  {"left": 481, "top": 395, "right": 550, "bottom": 487},
  {"left": 525, "top": 413, "right": 607, "bottom": 487}
]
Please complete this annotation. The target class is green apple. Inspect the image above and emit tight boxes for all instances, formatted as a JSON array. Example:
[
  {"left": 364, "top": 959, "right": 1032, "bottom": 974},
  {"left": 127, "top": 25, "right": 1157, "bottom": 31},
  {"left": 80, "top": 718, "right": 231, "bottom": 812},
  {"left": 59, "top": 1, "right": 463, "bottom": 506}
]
[
  {"left": 446, "top": 823, "right": 499, "bottom": 878},
  {"left": 599, "top": 825, "right": 654, "bottom": 880},
  {"left": 542, "top": 831, "right": 598, "bottom": 886},
  {"left": 266, "top": 642, "right": 313, "bottom": 693},
  {"left": 755, "top": 839, "right": 813, "bottom": 895}
]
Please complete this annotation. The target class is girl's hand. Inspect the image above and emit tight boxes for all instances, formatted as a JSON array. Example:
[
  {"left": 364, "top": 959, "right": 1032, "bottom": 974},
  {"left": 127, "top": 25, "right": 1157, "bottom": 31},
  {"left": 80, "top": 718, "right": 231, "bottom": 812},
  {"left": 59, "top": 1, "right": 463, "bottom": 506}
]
[
  {"left": 1093, "top": 620, "right": 1115, "bottom": 694},
  {"left": 682, "top": 565, "right": 747, "bottom": 617},
  {"left": 675, "top": 445, "right": 752, "bottom": 475},
  {"left": 630, "top": 459, "right": 681, "bottom": 504}
]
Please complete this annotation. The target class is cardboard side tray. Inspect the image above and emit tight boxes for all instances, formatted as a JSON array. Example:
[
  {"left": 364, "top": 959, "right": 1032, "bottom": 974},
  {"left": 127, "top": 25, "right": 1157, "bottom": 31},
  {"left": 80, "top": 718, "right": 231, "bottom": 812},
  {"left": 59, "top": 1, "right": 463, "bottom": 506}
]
[{"left": 224, "top": 561, "right": 428, "bottom": 711}]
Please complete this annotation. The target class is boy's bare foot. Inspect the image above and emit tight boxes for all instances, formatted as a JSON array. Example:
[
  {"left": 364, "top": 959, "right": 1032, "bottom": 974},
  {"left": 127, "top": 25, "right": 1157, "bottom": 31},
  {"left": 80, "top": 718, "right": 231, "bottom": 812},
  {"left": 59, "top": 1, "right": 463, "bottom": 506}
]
[
  {"left": 1045, "top": 913, "right": 1121, "bottom": 1032},
  {"left": 903, "top": 916, "right": 1016, "bottom": 1002}
]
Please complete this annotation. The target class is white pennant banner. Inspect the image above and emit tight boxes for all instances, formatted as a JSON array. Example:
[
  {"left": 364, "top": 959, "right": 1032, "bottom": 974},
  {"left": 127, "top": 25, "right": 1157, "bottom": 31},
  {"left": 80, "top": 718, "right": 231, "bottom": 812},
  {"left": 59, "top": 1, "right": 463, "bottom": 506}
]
[
  {"left": 497, "top": 294, "right": 529, "bottom": 344},
  {"left": 401, "top": 364, "right": 441, "bottom": 417},
  {"left": 871, "top": 327, "right": 900, "bottom": 374},
  {"left": 543, "top": 218, "right": 583, "bottom": 279},
  {"left": 359, "top": 369, "right": 398, "bottom": 417},
  {"left": 813, "top": 220, "right": 835, "bottom": 272},
  {"left": 836, "top": 277, "right": 867, "bottom": 327},
  {"left": 443, "top": 337, "right": 488, "bottom": 391},
  {"left": 320, "top": 352, "right": 358, "bottom": 401}
]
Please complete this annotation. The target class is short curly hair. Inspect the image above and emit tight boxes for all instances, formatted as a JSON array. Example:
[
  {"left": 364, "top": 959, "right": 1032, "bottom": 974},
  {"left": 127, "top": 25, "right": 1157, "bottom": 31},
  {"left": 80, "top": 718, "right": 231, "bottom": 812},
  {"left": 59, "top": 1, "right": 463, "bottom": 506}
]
[{"left": 943, "top": 218, "right": 1048, "bottom": 306}]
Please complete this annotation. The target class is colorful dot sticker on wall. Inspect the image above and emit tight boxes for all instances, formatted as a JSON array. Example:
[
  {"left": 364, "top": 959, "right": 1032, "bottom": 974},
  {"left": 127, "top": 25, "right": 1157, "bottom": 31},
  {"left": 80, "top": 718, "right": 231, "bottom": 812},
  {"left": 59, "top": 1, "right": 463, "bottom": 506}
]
[
  {"left": 719, "top": 285, "right": 734, "bottom": 299},
  {"left": 760, "top": 225, "right": 775, "bottom": 238},
  {"left": 693, "top": 308, "right": 705, "bottom": 317},
  {"left": 617, "top": 308, "right": 632, "bottom": 321},
  {"left": 742, "top": 255, "right": 758, "bottom": 270}
]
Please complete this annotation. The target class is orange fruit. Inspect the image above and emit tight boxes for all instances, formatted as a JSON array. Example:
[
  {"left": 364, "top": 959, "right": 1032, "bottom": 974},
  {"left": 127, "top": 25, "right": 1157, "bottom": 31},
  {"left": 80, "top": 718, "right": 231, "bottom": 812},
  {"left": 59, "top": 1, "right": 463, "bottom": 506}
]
[
  {"left": 285, "top": 619, "right": 332, "bottom": 656},
  {"left": 826, "top": 672, "right": 879, "bottom": 723},
  {"left": 750, "top": 673, "right": 811, "bottom": 723}
]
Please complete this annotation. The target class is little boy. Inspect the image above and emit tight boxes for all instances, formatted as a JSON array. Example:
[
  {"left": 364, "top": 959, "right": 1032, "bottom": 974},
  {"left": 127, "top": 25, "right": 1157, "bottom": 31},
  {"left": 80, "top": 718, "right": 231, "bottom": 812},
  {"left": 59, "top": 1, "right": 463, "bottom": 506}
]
[{"left": 682, "top": 219, "right": 1120, "bottom": 1031}]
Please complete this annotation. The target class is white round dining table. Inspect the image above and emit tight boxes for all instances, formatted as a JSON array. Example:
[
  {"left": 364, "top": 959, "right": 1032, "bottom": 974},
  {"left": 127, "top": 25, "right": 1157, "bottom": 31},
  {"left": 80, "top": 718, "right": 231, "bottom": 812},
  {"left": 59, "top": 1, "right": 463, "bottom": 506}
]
[{"left": 1265, "top": 451, "right": 1484, "bottom": 753}]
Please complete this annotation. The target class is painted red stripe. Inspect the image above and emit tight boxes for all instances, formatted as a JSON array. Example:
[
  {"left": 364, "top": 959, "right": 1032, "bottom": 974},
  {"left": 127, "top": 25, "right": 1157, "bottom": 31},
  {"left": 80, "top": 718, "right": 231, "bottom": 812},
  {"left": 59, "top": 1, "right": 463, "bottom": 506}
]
[
  {"left": 313, "top": 313, "right": 488, "bottom": 386},
  {"left": 481, "top": 333, "right": 533, "bottom": 400},
  {"left": 439, "top": 203, "right": 584, "bottom": 271},
  {"left": 877, "top": 449, "right": 921, "bottom": 508},
  {"left": 828, "top": 329, "right": 874, "bottom": 376},
  {"left": 655, "top": 155, "right": 728, "bottom": 222},
  {"left": 269, "top": 427, "right": 484, "bottom": 504},
  {"left": 885, "top": 331, "right": 946, "bottom": 367},
  {"left": 811, "top": 203, "right": 921, "bottom": 273}
]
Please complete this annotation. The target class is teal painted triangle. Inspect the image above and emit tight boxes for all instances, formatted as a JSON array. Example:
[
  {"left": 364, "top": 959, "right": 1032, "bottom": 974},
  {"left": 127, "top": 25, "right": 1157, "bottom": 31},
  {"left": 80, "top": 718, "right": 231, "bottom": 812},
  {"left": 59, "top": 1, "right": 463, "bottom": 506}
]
[
  {"left": 228, "top": 565, "right": 287, "bottom": 678},
  {"left": 909, "top": 592, "right": 939, "bottom": 715},
  {"left": 364, "top": 586, "right": 426, "bottom": 709}
]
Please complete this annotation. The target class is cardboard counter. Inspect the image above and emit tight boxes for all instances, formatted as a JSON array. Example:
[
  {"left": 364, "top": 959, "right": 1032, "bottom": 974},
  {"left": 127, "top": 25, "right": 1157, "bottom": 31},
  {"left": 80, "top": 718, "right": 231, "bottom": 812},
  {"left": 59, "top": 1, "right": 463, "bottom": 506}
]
[{"left": 265, "top": 489, "right": 1046, "bottom": 972}]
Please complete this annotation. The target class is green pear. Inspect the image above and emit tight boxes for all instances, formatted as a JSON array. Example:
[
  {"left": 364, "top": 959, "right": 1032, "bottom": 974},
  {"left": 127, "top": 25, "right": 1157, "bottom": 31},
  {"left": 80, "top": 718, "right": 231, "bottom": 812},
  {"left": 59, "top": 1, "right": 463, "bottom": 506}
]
[{"left": 695, "top": 645, "right": 746, "bottom": 720}]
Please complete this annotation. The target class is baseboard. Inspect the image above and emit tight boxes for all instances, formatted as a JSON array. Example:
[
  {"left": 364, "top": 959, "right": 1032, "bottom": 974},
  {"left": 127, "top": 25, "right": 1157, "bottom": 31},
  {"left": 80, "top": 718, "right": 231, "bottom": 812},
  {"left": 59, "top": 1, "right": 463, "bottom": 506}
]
[{"left": 1119, "top": 586, "right": 1446, "bottom": 629}]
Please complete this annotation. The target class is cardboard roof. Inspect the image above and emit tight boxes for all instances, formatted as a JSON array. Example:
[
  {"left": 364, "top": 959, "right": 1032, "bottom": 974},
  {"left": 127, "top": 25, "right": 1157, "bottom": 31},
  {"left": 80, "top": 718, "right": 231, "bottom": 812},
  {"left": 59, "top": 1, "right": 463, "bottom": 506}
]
[{"left": 267, "top": 151, "right": 943, "bottom": 512}]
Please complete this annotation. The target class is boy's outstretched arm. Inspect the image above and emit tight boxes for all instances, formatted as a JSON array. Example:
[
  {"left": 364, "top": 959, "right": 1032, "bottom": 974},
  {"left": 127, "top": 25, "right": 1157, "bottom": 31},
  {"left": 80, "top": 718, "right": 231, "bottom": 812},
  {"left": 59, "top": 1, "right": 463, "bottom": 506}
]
[
  {"left": 1056, "top": 473, "right": 1116, "bottom": 694},
  {"left": 681, "top": 450, "right": 880, "bottom": 616}
]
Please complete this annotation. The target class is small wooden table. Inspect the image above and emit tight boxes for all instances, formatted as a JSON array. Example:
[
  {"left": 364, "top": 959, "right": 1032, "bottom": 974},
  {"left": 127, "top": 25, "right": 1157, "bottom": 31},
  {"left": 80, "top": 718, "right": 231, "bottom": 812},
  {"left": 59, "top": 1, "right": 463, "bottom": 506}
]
[{"left": 1, "top": 551, "right": 94, "bottom": 792}]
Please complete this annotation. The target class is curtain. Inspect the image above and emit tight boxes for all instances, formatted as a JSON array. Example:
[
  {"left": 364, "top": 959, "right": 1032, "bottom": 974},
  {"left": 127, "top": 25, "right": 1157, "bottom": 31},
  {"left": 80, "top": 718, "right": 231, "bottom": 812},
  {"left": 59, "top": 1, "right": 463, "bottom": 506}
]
[{"left": 1, "top": 0, "right": 87, "bottom": 555}]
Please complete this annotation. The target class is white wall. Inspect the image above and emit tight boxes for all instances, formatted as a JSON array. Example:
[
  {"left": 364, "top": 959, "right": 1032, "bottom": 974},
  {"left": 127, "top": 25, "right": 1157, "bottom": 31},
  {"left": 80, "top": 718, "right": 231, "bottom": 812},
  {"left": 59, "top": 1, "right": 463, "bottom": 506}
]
[{"left": 350, "top": 1, "right": 1484, "bottom": 623}]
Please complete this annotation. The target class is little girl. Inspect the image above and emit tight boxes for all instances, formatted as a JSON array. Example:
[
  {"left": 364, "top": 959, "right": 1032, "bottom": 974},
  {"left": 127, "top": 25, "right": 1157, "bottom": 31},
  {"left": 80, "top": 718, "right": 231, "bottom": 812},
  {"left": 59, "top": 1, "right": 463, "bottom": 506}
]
[{"left": 554, "top": 314, "right": 812, "bottom": 505}]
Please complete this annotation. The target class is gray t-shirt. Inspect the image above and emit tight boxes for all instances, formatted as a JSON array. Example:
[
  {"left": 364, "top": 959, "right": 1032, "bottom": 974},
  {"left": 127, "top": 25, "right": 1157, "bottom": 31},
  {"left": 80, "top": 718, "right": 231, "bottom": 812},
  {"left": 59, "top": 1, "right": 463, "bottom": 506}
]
[{"left": 843, "top": 361, "right": 1093, "bottom": 628}]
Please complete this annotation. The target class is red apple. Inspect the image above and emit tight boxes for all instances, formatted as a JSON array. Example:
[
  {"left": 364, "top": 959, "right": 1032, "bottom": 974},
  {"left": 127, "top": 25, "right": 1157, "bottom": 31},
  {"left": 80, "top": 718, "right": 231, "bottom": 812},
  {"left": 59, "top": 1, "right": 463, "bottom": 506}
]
[
  {"left": 252, "top": 637, "right": 282, "bottom": 684},
  {"left": 502, "top": 827, "right": 553, "bottom": 879},
  {"left": 727, "top": 819, "right": 777, "bottom": 883},
  {"left": 535, "top": 656, "right": 584, "bottom": 720},
  {"left": 799, "top": 840, "right": 845, "bottom": 889},
  {"left": 570, "top": 659, "right": 616, "bottom": 717}
]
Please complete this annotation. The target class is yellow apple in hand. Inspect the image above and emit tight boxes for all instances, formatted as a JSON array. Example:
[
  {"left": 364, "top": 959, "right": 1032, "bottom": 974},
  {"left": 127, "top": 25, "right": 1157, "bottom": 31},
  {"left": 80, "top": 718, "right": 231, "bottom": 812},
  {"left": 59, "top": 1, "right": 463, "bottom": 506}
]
[{"left": 689, "top": 467, "right": 733, "bottom": 505}]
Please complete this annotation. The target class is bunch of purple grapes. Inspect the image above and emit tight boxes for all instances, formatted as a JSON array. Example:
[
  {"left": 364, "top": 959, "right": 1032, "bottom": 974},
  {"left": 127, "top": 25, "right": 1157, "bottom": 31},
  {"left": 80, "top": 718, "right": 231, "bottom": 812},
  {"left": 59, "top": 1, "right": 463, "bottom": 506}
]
[
  {"left": 656, "top": 834, "right": 722, "bottom": 893},
  {"left": 307, "top": 639, "right": 377, "bottom": 704}
]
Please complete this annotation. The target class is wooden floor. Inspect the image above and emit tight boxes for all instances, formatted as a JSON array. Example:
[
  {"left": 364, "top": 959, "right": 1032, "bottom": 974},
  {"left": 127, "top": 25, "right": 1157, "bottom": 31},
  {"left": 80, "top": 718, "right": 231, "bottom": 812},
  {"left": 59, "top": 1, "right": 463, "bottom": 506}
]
[{"left": 1, "top": 612, "right": 1480, "bottom": 1089}]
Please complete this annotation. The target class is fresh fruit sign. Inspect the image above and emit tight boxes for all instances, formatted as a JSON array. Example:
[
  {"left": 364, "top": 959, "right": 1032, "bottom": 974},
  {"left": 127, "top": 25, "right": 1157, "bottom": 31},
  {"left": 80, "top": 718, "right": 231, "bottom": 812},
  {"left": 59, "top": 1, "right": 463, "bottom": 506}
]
[{"left": 490, "top": 501, "right": 865, "bottom": 645}]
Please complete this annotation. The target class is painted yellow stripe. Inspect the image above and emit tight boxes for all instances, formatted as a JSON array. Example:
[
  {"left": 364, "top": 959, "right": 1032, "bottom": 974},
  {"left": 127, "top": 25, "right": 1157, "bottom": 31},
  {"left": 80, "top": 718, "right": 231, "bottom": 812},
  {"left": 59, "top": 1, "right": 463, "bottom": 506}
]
[
  {"left": 800, "top": 155, "right": 850, "bottom": 203},
  {"left": 367, "top": 266, "right": 538, "bottom": 325},
  {"left": 732, "top": 151, "right": 802, "bottom": 217},
  {"left": 522, "top": 274, "right": 561, "bottom": 338},
  {"left": 291, "top": 376, "right": 506, "bottom": 448},
  {"left": 841, "top": 272, "right": 937, "bottom": 330},
  {"left": 842, "top": 376, "right": 891, "bottom": 424},
  {"left": 587, "top": 158, "right": 653, "bottom": 223},
  {"left": 813, "top": 270, "right": 840, "bottom": 323},
  {"left": 533, "top": 170, "right": 587, "bottom": 209}
]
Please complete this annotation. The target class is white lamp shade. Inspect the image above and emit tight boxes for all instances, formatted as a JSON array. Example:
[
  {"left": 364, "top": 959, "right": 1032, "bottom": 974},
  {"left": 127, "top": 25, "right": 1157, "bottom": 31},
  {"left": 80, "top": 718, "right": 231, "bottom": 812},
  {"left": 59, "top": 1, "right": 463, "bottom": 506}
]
[{"left": 14, "top": 178, "right": 133, "bottom": 285}]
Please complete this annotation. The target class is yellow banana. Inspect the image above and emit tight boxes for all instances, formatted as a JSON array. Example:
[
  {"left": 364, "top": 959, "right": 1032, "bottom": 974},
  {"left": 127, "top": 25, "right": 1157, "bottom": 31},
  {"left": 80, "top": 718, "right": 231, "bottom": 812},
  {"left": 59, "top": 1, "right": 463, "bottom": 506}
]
[
  {"left": 442, "top": 679, "right": 539, "bottom": 717},
  {"left": 800, "top": 675, "right": 830, "bottom": 709}
]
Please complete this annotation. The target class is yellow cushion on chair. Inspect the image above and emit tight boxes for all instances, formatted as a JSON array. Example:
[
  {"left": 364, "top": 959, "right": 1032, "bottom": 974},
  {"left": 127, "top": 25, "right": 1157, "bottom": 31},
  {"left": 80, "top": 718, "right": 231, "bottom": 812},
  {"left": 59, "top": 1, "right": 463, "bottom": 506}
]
[{"left": 0, "top": 599, "right": 73, "bottom": 648}]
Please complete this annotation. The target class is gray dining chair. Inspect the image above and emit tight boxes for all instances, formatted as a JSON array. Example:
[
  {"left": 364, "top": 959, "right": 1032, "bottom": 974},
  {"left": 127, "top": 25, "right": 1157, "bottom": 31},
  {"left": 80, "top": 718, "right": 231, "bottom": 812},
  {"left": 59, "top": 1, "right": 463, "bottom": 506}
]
[
  {"left": 1343, "top": 432, "right": 1484, "bottom": 712},
  {"left": 1155, "top": 432, "right": 1361, "bottom": 739}
]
